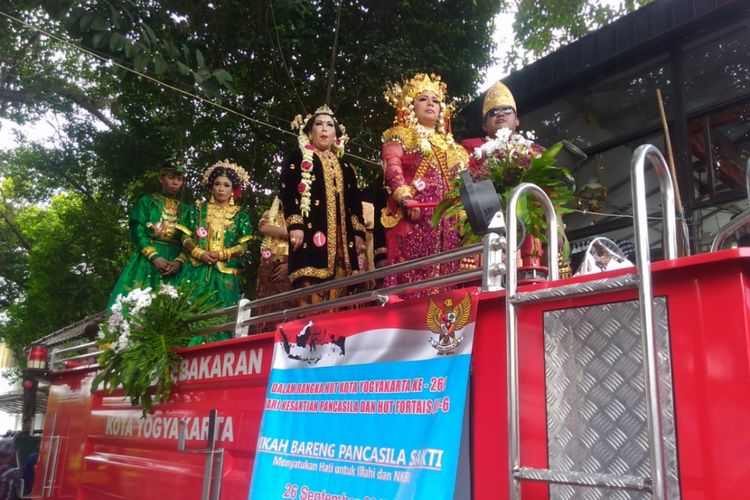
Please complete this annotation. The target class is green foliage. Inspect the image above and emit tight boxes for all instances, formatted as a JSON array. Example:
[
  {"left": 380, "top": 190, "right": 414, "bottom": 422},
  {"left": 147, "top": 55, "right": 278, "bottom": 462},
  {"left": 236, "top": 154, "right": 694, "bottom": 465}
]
[
  {"left": 92, "top": 284, "right": 221, "bottom": 414},
  {"left": 0, "top": 0, "right": 635, "bottom": 357},
  {"left": 0, "top": 0, "right": 499, "bottom": 355},
  {"left": 506, "top": 0, "right": 651, "bottom": 69},
  {"left": 0, "top": 187, "right": 127, "bottom": 359},
  {"left": 432, "top": 136, "right": 574, "bottom": 250}
]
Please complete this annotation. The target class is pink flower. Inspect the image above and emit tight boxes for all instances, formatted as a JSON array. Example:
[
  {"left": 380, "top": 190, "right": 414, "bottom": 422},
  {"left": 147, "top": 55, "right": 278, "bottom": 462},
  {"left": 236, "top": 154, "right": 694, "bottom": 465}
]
[
  {"left": 304, "top": 144, "right": 315, "bottom": 151},
  {"left": 301, "top": 160, "right": 313, "bottom": 171},
  {"left": 297, "top": 182, "right": 308, "bottom": 193}
]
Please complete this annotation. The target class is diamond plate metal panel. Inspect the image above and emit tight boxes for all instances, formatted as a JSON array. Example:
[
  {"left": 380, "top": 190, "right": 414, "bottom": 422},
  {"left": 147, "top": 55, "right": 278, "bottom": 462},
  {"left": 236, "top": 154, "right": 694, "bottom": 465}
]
[{"left": 543, "top": 298, "right": 680, "bottom": 499}]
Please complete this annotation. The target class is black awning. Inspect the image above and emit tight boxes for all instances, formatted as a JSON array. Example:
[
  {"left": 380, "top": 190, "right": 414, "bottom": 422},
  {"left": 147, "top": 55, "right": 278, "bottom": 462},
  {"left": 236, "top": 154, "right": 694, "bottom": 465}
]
[{"left": 462, "top": 0, "right": 748, "bottom": 135}]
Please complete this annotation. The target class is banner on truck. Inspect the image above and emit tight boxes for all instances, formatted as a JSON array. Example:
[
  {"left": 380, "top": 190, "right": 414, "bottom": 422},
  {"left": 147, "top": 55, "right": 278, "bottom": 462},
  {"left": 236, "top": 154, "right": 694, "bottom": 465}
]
[{"left": 249, "top": 288, "right": 478, "bottom": 500}]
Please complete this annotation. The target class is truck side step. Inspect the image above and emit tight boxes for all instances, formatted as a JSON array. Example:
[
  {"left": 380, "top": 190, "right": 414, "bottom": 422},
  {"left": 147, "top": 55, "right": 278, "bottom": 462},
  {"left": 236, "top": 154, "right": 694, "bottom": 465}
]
[
  {"left": 513, "top": 466, "right": 651, "bottom": 491},
  {"left": 510, "top": 274, "right": 639, "bottom": 305}
]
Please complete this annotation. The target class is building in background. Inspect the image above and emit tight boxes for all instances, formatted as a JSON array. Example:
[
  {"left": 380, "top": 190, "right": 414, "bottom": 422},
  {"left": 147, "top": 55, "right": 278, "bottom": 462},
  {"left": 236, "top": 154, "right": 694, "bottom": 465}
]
[
  {"left": 462, "top": 0, "right": 750, "bottom": 261},
  {"left": 0, "top": 342, "right": 46, "bottom": 432}
]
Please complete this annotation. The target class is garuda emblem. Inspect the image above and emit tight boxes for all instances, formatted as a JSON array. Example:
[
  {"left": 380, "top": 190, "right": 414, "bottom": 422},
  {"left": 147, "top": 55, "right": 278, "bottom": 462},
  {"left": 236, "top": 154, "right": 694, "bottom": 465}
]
[{"left": 426, "top": 292, "right": 472, "bottom": 354}]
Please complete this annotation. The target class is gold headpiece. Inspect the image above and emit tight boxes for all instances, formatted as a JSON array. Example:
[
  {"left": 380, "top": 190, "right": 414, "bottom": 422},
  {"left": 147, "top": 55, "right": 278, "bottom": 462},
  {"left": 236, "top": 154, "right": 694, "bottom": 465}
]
[
  {"left": 313, "top": 104, "right": 334, "bottom": 116},
  {"left": 384, "top": 73, "right": 450, "bottom": 131},
  {"left": 201, "top": 159, "right": 250, "bottom": 187},
  {"left": 290, "top": 104, "right": 338, "bottom": 132},
  {"left": 290, "top": 104, "right": 349, "bottom": 158},
  {"left": 384, "top": 73, "right": 447, "bottom": 112},
  {"left": 483, "top": 81, "right": 517, "bottom": 117}
]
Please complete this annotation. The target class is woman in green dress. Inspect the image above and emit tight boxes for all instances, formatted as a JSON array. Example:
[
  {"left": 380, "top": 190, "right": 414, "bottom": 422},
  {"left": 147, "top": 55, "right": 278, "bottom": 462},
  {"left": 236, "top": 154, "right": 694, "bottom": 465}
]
[
  {"left": 106, "top": 161, "right": 188, "bottom": 311},
  {"left": 176, "top": 160, "right": 253, "bottom": 344}
]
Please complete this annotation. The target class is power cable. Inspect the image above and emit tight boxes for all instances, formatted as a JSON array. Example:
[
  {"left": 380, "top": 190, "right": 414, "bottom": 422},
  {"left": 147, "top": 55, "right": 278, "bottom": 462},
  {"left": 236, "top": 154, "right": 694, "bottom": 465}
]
[{"left": 0, "top": 9, "right": 380, "bottom": 166}]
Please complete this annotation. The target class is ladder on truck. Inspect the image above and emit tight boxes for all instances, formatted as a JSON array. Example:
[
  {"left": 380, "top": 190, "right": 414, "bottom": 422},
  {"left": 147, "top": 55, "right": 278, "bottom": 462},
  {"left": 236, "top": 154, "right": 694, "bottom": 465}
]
[{"left": 501, "top": 144, "right": 683, "bottom": 499}]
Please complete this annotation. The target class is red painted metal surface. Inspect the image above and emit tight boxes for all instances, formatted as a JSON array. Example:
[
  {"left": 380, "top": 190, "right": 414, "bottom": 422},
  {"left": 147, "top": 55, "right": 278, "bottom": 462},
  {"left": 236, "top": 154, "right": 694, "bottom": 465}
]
[
  {"left": 34, "top": 334, "right": 275, "bottom": 499},
  {"left": 32, "top": 249, "right": 750, "bottom": 499}
]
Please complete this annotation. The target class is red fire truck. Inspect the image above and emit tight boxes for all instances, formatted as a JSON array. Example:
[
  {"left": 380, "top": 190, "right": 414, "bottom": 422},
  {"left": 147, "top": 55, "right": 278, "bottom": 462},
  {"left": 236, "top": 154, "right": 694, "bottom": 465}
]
[{"left": 26, "top": 147, "right": 750, "bottom": 499}]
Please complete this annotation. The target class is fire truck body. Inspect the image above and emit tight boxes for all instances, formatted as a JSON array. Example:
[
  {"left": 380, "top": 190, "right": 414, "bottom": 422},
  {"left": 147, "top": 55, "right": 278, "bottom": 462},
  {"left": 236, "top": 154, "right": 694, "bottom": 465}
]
[
  {"left": 32, "top": 248, "right": 750, "bottom": 499},
  {"left": 29, "top": 151, "right": 750, "bottom": 499}
]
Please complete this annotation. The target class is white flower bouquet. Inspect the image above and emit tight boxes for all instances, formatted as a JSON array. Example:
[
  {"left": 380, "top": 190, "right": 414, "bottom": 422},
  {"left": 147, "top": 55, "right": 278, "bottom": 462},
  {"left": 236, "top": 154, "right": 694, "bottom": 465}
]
[
  {"left": 433, "top": 129, "right": 575, "bottom": 245},
  {"left": 93, "top": 284, "right": 219, "bottom": 414}
]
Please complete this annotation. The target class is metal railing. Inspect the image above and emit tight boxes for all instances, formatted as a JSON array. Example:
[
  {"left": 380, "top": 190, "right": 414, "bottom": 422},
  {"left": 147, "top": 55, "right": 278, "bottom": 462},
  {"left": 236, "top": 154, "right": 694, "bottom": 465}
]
[
  {"left": 630, "top": 144, "right": 678, "bottom": 500},
  {"left": 710, "top": 158, "right": 750, "bottom": 251},
  {"left": 47, "top": 242, "right": 486, "bottom": 370},
  {"left": 504, "top": 182, "right": 559, "bottom": 500},
  {"left": 504, "top": 144, "right": 679, "bottom": 500},
  {"left": 190, "top": 242, "right": 484, "bottom": 338}
]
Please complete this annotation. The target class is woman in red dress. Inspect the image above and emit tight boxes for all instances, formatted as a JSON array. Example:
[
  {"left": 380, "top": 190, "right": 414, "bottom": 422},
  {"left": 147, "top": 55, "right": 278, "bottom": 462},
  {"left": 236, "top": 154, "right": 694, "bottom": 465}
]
[{"left": 380, "top": 73, "right": 469, "bottom": 290}]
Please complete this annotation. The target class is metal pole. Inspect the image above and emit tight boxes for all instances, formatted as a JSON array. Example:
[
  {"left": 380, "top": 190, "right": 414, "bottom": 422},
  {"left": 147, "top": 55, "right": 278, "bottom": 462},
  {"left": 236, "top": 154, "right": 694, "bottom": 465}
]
[
  {"left": 481, "top": 210, "right": 507, "bottom": 292},
  {"left": 505, "top": 183, "right": 558, "bottom": 500},
  {"left": 231, "top": 243, "right": 483, "bottom": 313},
  {"left": 631, "top": 144, "right": 676, "bottom": 500}
]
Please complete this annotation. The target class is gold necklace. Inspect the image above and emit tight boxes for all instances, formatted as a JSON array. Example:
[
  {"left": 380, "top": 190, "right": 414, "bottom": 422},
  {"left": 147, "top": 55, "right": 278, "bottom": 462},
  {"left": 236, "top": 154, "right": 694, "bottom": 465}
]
[{"left": 205, "top": 202, "right": 239, "bottom": 250}]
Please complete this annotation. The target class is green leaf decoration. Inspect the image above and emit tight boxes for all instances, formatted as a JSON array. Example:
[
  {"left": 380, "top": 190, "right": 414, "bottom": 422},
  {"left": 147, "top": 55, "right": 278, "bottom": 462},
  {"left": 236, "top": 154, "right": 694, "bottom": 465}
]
[
  {"left": 91, "top": 284, "right": 222, "bottom": 415},
  {"left": 431, "top": 135, "right": 576, "bottom": 251},
  {"left": 431, "top": 197, "right": 456, "bottom": 226}
]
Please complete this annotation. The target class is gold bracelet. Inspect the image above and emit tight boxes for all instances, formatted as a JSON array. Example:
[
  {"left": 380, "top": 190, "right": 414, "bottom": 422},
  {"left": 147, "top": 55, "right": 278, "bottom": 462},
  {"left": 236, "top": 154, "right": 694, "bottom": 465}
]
[
  {"left": 227, "top": 245, "right": 244, "bottom": 258},
  {"left": 392, "top": 185, "right": 414, "bottom": 204},
  {"left": 191, "top": 247, "right": 206, "bottom": 259},
  {"left": 141, "top": 246, "right": 158, "bottom": 259}
]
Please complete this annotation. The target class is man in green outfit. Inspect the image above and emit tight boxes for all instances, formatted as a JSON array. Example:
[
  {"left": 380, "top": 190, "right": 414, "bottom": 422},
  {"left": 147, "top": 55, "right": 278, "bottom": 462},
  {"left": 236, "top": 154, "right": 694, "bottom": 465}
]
[{"left": 106, "top": 160, "right": 188, "bottom": 311}]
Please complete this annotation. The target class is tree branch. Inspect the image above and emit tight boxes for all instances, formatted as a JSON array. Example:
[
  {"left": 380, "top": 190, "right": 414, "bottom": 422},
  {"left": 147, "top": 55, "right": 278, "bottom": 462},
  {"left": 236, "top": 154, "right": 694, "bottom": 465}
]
[
  {"left": 0, "top": 209, "right": 32, "bottom": 251},
  {"left": 0, "top": 83, "right": 116, "bottom": 130}
]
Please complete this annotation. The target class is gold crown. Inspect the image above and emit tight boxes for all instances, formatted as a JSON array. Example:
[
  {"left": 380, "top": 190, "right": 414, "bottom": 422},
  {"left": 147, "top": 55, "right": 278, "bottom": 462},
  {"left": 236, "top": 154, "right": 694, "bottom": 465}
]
[
  {"left": 290, "top": 104, "right": 338, "bottom": 131},
  {"left": 313, "top": 104, "right": 334, "bottom": 116},
  {"left": 384, "top": 73, "right": 447, "bottom": 111},
  {"left": 483, "top": 81, "right": 517, "bottom": 117},
  {"left": 201, "top": 159, "right": 250, "bottom": 187},
  {"left": 291, "top": 104, "right": 349, "bottom": 158}
]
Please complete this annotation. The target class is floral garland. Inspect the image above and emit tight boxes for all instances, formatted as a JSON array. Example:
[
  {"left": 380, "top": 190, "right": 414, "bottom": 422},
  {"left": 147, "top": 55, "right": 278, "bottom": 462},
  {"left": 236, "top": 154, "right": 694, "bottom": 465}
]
[
  {"left": 414, "top": 123, "right": 435, "bottom": 155},
  {"left": 290, "top": 108, "right": 349, "bottom": 218},
  {"left": 104, "top": 285, "right": 177, "bottom": 353},
  {"left": 297, "top": 133, "right": 316, "bottom": 217},
  {"left": 473, "top": 128, "right": 538, "bottom": 161}
]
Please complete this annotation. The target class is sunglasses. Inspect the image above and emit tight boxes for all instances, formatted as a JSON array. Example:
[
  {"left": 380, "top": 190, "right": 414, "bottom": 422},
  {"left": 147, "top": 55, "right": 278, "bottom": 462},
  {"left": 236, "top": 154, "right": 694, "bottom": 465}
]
[{"left": 488, "top": 106, "right": 515, "bottom": 117}]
